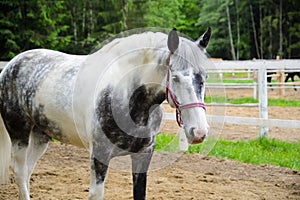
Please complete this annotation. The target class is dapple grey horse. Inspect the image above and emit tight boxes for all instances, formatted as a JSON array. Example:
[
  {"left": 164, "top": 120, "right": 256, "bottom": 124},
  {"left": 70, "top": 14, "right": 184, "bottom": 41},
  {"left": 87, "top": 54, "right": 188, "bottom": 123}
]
[{"left": 0, "top": 28, "right": 211, "bottom": 200}]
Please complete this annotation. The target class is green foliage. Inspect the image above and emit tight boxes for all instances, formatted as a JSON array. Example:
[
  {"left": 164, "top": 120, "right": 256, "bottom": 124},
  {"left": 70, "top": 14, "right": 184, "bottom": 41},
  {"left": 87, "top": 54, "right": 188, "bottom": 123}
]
[
  {"left": 144, "top": 0, "right": 184, "bottom": 29},
  {"left": 155, "top": 134, "right": 300, "bottom": 171},
  {"left": 197, "top": 0, "right": 232, "bottom": 59},
  {"left": 175, "top": 0, "right": 202, "bottom": 40},
  {"left": 0, "top": 1, "right": 71, "bottom": 60}
]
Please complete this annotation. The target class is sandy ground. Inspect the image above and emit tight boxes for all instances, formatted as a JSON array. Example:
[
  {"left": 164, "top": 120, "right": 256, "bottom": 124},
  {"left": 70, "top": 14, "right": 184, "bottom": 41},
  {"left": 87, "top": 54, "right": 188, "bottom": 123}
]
[
  {"left": 0, "top": 143, "right": 299, "bottom": 200},
  {"left": 1, "top": 88, "right": 299, "bottom": 199}
]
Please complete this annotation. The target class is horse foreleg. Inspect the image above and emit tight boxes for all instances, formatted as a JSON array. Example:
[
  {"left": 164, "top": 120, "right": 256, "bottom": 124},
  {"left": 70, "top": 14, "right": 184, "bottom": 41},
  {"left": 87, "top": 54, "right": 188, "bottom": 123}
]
[
  {"left": 88, "top": 154, "right": 109, "bottom": 200},
  {"left": 131, "top": 149, "right": 154, "bottom": 200}
]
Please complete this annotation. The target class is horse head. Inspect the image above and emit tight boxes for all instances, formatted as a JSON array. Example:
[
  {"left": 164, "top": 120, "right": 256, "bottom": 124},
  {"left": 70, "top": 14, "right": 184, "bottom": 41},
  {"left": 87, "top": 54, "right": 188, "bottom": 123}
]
[{"left": 166, "top": 27, "right": 211, "bottom": 144}]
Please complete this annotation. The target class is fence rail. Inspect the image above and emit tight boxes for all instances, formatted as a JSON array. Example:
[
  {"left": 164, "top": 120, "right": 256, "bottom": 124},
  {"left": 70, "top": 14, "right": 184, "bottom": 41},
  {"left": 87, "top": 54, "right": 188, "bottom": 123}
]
[
  {"left": 0, "top": 62, "right": 7, "bottom": 69},
  {"left": 208, "top": 59, "right": 300, "bottom": 70},
  {"left": 163, "top": 113, "right": 300, "bottom": 129},
  {"left": 200, "top": 59, "right": 300, "bottom": 137}
]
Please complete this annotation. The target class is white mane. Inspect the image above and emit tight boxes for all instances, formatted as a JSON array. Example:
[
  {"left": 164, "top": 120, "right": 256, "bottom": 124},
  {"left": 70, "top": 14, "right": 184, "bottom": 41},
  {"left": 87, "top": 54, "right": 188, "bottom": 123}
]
[
  {"left": 93, "top": 31, "right": 208, "bottom": 74},
  {"left": 98, "top": 32, "right": 168, "bottom": 56}
]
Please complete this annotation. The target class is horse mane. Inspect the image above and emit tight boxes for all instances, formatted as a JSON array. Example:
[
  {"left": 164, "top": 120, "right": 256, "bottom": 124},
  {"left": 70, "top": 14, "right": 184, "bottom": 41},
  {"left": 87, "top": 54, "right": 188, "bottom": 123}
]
[
  {"left": 95, "top": 31, "right": 208, "bottom": 74},
  {"left": 98, "top": 32, "right": 167, "bottom": 54},
  {"left": 172, "top": 38, "right": 208, "bottom": 74}
]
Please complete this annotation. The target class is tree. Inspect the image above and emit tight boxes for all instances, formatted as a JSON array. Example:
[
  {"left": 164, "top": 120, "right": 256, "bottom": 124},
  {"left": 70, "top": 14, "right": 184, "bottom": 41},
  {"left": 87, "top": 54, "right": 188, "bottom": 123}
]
[
  {"left": 286, "top": 0, "right": 300, "bottom": 58},
  {"left": 250, "top": 3, "right": 260, "bottom": 59},
  {"left": 144, "top": 0, "right": 184, "bottom": 29},
  {"left": 0, "top": 1, "right": 71, "bottom": 60},
  {"left": 279, "top": 0, "right": 283, "bottom": 57},
  {"left": 197, "top": 0, "right": 233, "bottom": 59},
  {"left": 226, "top": 4, "right": 236, "bottom": 60},
  {"left": 235, "top": 0, "right": 240, "bottom": 60},
  {"left": 1, "top": 0, "right": 300, "bottom": 60},
  {"left": 176, "top": 0, "right": 202, "bottom": 40}
]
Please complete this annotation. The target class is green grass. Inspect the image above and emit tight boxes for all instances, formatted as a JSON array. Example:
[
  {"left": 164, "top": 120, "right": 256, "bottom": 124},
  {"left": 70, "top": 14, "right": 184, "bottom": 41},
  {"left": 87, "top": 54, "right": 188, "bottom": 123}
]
[
  {"left": 222, "top": 72, "right": 249, "bottom": 78},
  {"left": 206, "top": 79, "right": 253, "bottom": 84},
  {"left": 228, "top": 97, "right": 258, "bottom": 104},
  {"left": 193, "top": 138, "right": 300, "bottom": 171},
  {"left": 268, "top": 98, "right": 300, "bottom": 107},
  {"left": 222, "top": 79, "right": 254, "bottom": 84},
  {"left": 204, "top": 96, "right": 258, "bottom": 104},
  {"left": 204, "top": 96, "right": 227, "bottom": 104},
  {"left": 155, "top": 134, "right": 300, "bottom": 171},
  {"left": 155, "top": 134, "right": 179, "bottom": 152},
  {"left": 205, "top": 96, "right": 300, "bottom": 107}
]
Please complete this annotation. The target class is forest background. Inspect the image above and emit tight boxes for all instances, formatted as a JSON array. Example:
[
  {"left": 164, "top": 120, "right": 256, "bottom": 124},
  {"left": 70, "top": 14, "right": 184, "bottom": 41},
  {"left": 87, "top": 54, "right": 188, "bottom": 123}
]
[{"left": 0, "top": 0, "right": 299, "bottom": 61}]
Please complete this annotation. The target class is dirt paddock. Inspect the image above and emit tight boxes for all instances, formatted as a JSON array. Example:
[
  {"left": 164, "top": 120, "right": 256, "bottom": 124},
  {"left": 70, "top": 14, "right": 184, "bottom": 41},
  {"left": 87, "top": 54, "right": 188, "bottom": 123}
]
[
  {"left": 1, "top": 88, "right": 300, "bottom": 199},
  {"left": 0, "top": 142, "right": 299, "bottom": 200}
]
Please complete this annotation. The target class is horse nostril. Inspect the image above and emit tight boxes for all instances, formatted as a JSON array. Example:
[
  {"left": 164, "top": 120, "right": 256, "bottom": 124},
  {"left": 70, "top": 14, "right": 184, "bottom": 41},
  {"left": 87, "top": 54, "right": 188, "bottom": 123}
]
[{"left": 189, "top": 127, "right": 195, "bottom": 138}]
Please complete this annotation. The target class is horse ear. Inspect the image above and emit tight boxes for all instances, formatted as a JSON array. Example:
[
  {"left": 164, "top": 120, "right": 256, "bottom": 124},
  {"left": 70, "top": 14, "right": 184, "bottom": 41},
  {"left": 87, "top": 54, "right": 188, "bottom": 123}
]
[
  {"left": 167, "top": 28, "right": 179, "bottom": 53},
  {"left": 196, "top": 27, "right": 211, "bottom": 49}
]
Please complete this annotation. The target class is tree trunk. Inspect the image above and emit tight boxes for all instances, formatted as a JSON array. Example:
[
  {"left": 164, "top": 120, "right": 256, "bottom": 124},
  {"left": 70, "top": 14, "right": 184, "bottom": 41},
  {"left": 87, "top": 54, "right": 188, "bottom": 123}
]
[
  {"left": 82, "top": 2, "right": 86, "bottom": 35},
  {"left": 235, "top": 0, "right": 240, "bottom": 60},
  {"left": 226, "top": 5, "right": 236, "bottom": 60},
  {"left": 71, "top": 5, "right": 77, "bottom": 45},
  {"left": 123, "top": 0, "right": 128, "bottom": 30},
  {"left": 250, "top": 4, "right": 260, "bottom": 59},
  {"left": 88, "top": 1, "right": 93, "bottom": 38},
  {"left": 268, "top": 15, "right": 273, "bottom": 59},
  {"left": 279, "top": 0, "right": 283, "bottom": 57},
  {"left": 288, "top": 31, "right": 291, "bottom": 59},
  {"left": 259, "top": 1, "right": 263, "bottom": 59}
]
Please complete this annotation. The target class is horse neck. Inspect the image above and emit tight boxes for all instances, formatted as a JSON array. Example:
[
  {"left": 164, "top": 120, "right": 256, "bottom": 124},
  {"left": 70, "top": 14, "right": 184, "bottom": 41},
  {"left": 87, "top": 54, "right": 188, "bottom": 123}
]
[
  {"left": 117, "top": 49, "right": 168, "bottom": 126},
  {"left": 132, "top": 48, "right": 168, "bottom": 96}
]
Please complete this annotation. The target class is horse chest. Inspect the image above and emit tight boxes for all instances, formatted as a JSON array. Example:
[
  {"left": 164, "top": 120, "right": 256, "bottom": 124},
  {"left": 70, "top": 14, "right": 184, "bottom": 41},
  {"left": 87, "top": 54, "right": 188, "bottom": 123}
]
[{"left": 94, "top": 85, "right": 164, "bottom": 153}]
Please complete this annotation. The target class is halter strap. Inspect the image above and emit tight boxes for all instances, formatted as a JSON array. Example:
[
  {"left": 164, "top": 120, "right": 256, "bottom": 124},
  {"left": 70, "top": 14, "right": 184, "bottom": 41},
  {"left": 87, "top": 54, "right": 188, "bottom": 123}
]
[{"left": 165, "top": 53, "right": 206, "bottom": 127}]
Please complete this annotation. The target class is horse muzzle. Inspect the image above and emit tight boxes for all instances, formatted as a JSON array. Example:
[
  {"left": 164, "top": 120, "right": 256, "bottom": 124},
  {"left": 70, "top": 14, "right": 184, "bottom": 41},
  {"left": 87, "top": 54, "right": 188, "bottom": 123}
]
[{"left": 188, "top": 127, "right": 209, "bottom": 144}]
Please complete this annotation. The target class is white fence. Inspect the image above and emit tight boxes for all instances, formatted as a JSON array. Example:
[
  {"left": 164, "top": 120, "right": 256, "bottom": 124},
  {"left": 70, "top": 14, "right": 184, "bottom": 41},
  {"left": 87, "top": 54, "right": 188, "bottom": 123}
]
[
  {"left": 0, "top": 62, "right": 7, "bottom": 69},
  {"left": 207, "top": 59, "right": 300, "bottom": 98},
  {"left": 1, "top": 60, "right": 300, "bottom": 137},
  {"left": 165, "top": 59, "right": 300, "bottom": 137}
]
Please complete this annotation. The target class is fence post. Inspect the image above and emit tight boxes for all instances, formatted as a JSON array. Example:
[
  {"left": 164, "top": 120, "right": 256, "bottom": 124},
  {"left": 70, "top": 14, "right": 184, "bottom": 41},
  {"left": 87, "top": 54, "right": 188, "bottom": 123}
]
[
  {"left": 258, "top": 67, "right": 268, "bottom": 137},
  {"left": 253, "top": 70, "right": 258, "bottom": 100},
  {"left": 276, "top": 56, "right": 285, "bottom": 96}
]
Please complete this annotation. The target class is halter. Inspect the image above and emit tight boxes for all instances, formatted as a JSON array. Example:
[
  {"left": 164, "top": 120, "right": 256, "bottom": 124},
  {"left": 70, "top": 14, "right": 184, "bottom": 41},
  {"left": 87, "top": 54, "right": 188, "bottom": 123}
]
[{"left": 165, "top": 53, "right": 206, "bottom": 127}]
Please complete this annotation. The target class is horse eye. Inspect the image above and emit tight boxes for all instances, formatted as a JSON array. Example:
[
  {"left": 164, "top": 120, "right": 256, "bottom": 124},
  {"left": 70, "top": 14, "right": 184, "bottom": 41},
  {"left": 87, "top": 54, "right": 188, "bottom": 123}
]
[{"left": 172, "top": 75, "right": 180, "bottom": 82}]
